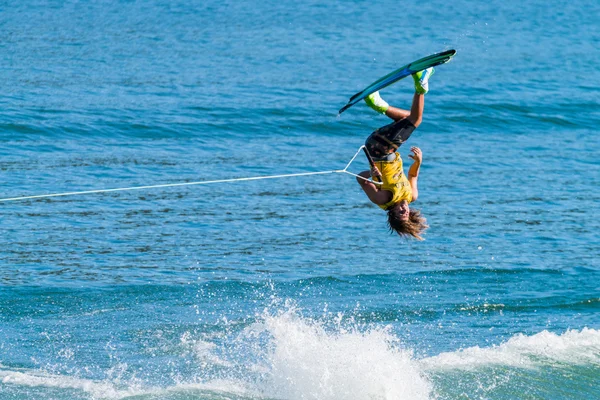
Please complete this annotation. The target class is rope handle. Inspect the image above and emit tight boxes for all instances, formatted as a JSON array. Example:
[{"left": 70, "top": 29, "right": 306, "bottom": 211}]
[{"left": 362, "top": 147, "right": 375, "bottom": 168}]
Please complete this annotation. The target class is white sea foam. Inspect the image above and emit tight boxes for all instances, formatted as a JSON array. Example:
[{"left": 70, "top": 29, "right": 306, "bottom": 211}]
[
  {"left": 422, "top": 327, "right": 600, "bottom": 371},
  {"left": 0, "top": 369, "right": 138, "bottom": 399},
  {"left": 0, "top": 368, "right": 250, "bottom": 399}
]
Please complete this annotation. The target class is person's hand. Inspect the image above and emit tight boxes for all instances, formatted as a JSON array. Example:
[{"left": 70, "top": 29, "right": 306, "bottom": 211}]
[
  {"left": 370, "top": 165, "right": 382, "bottom": 178},
  {"left": 408, "top": 147, "right": 422, "bottom": 164}
]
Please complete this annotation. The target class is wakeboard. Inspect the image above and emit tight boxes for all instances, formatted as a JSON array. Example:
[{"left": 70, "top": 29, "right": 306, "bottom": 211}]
[{"left": 338, "top": 49, "right": 457, "bottom": 114}]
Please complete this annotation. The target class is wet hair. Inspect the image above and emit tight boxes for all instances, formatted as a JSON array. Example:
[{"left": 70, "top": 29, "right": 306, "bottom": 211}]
[{"left": 386, "top": 206, "right": 429, "bottom": 240}]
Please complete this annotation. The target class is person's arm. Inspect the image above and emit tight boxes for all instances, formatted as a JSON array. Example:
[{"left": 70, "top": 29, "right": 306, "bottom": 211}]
[
  {"left": 356, "top": 168, "right": 392, "bottom": 205},
  {"left": 407, "top": 146, "right": 422, "bottom": 202}
]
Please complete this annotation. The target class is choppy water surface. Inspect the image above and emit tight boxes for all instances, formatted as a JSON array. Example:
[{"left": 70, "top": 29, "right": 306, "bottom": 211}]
[{"left": 1, "top": 0, "right": 599, "bottom": 399}]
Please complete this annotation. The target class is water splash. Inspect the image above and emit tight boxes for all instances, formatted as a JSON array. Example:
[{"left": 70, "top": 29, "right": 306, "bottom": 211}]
[
  {"left": 2, "top": 308, "right": 599, "bottom": 400},
  {"left": 244, "top": 307, "right": 432, "bottom": 400}
]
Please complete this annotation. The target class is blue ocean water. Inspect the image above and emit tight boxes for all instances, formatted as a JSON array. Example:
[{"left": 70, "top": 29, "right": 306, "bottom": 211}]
[{"left": 1, "top": 0, "right": 599, "bottom": 399}]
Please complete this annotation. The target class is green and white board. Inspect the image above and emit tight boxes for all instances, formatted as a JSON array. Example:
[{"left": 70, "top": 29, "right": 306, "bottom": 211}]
[{"left": 338, "top": 49, "right": 457, "bottom": 114}]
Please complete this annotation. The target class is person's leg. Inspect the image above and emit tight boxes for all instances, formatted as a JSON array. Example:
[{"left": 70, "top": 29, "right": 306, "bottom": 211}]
[
  {"left": 406, "top": 92, "right": 424, "bottom": 127},
  {"left": 384, "top": 105, "right": 410, "bottom": 121},
  {"left": 406, "top": 67, "right": 435, "bottom": 127},
  {"left": 365, "top": 92, "right": 410, "bottom": 121},
  {"left": 364, "top": 67, "right": 434, "bottom": 153}
]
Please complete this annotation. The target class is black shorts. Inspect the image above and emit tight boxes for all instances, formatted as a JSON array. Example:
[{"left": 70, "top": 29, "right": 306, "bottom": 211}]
[{"left": 364, "top": 118, "right": 416, "bottom": 160}]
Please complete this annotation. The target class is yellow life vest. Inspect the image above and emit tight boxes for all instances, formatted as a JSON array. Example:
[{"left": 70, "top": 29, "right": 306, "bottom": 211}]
[{"left": 372, "top": 152, "right": 412, "bottom": 210}]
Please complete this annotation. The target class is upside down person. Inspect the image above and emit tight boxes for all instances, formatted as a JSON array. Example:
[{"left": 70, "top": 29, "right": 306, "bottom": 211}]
[{"left": 356, "top": 68, "right": 434, "bottom": 240}]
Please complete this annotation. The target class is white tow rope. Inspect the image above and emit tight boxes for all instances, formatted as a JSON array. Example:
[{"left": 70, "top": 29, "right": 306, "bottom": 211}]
[{"left": 0, "top": 146, "right": 379, "bottom": 203}]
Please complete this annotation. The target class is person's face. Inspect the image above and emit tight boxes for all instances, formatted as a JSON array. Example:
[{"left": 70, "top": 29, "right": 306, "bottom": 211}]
[{"left": 398, "top": 200, "right": 410, "bottom": 221}]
